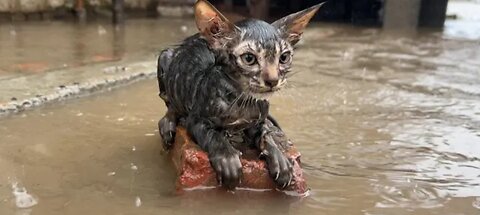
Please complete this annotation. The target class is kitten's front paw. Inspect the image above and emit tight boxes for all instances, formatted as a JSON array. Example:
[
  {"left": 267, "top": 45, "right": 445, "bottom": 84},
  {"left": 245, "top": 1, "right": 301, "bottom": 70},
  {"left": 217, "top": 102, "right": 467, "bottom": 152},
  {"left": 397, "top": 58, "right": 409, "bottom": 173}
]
[
  {"left": 263, "top": 147, "right": 293, "bottom": 189},
  {"left": 209, "top": 147, "right": 243, "bottom": 190}
]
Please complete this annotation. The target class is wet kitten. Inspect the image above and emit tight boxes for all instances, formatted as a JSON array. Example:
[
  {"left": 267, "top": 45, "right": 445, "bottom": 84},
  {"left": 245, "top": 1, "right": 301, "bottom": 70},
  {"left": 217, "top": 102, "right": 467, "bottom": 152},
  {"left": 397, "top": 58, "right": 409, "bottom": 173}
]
[{"left": 157, "top": 0, "right": 321, "bottom": 190}]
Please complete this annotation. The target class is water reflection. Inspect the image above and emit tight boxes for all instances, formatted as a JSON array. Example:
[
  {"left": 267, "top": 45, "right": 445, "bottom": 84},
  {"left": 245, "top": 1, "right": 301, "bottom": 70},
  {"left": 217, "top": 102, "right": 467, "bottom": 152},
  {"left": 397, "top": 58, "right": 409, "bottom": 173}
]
[{"left": 0, "top": 19, "right": 195, "bottom": 75}]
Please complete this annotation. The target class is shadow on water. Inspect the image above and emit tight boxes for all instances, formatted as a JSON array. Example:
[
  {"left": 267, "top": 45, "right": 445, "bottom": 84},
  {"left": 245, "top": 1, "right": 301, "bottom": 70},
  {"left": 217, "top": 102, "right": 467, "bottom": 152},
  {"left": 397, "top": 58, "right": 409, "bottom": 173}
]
[{"left": 0, "top": 12, "right": 480, "bottom": 215}]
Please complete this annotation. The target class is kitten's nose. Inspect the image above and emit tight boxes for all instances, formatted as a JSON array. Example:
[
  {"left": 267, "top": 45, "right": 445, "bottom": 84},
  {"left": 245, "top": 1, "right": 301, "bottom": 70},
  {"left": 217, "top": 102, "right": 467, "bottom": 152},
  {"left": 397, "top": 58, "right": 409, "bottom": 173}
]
[{"left": 264, "top": 79, "right": 279, "bottom": 88}]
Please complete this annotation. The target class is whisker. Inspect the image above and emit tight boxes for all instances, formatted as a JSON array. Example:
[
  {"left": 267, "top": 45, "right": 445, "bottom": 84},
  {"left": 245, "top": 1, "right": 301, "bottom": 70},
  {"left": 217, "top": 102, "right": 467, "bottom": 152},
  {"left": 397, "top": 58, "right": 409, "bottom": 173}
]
[
  {"left": 285, "top": 71, "right": 301, "bottom": 79},
  {"left": 228, "top": 91, "right": 244, "bottom": 112},
  {"left": 239, "top": 94, "right": 247, "bottom": 110}
]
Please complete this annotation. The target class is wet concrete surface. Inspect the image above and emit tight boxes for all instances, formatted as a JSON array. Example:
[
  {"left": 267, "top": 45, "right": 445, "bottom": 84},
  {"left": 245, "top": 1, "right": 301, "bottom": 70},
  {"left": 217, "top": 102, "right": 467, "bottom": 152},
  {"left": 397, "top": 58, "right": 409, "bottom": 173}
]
[{"left": 0, "top": 5, "right": 480, "bottom": 215}]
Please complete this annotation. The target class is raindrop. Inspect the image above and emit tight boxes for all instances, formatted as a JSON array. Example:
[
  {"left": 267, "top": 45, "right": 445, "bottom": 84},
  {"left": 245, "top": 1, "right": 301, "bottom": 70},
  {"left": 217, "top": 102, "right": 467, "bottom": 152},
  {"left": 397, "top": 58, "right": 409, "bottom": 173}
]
[
  {"left": 98, "top": 26, "right": 107, "bottom": 35},
  {"left": 180, "top": 25, "right": 188, "bottom": 33},
  {"left": 361, "top": 67, "right": 367, "bottom": 80},
  {"left": 135, "top": 196, "right": 142, "bottom": 207},
  {"left": 76, "top": 113, "right": 83, "bottom": 117},
  {"left": 117, "top": 118, "right": 124, "bottom": 121},
  {"left": 144, "top": 133, "right": 155, "bottom": 136},
  {"left": 132, "top": 146, "right": 136, "bottom": 151}
]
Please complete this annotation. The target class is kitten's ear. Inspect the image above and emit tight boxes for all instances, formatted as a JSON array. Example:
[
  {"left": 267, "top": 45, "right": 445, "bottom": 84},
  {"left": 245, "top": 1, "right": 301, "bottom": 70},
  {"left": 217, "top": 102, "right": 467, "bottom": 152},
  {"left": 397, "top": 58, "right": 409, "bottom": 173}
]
[
  {"left": 194, "top": 0, "right": 237, "bottom": 45},
  {"left": 272, "top": 2, "right": 324, "bottom": 45}
]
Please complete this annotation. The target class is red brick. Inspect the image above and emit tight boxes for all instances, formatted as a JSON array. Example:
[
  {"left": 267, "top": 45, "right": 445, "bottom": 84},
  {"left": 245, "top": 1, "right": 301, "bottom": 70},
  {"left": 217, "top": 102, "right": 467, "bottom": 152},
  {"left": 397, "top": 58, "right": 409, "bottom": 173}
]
[{"left": 170, "top": 127, "right": 309, "bottom": 196}]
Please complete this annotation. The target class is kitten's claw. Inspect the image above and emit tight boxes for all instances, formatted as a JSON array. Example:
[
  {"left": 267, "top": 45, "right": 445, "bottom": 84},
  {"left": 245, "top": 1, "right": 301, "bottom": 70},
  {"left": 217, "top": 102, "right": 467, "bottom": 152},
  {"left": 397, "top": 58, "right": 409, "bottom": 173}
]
[
  {"left": 210, "top": 147, "right": 243, "bottom": 190},
  {"left": 264, "top": 146, "right": 294, "bottom": 190},
  {"left": 282, "top": 174, "right": 293, "bottom": 189}
]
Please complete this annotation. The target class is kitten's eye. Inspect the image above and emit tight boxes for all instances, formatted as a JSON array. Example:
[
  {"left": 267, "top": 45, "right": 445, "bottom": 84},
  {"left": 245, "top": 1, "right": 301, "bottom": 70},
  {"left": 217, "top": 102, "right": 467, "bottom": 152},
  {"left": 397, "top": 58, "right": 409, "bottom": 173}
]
[
  {"left": 279, "top": 52, "right": 291, "bottom": 64},
  {"left": 241, "top": 53, "right": 257, "bottom": 66}
]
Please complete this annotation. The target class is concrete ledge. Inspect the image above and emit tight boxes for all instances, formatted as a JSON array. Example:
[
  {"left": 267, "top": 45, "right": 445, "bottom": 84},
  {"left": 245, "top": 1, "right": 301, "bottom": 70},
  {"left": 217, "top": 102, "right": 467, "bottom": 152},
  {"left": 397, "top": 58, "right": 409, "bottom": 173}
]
[
  {"left": 0, "top": 60, "right": 156, "bottom": 116},
  {"left": 0, "top": 0, "right": 193, "bottom": 13},
  {"left": 157, "top": 5, "right": 194, "bottom": 17}
]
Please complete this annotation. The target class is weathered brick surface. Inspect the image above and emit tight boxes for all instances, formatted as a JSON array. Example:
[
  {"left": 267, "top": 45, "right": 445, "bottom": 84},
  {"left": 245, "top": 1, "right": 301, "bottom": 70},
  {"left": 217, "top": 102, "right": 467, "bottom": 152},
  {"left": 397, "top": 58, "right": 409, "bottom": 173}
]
[{"left": 170, "top": 127, "right": 309, "bottom": 196}]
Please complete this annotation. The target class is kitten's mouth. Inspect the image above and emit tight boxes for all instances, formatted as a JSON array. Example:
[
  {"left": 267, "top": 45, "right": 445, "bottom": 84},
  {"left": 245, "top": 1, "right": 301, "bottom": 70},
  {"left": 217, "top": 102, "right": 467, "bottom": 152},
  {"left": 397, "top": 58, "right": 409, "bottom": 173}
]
[
  {"left": 247, "top": 79, "right": 286, "bottom": 95},
  {"left": 249, "top": 91, "right": 274, "bottom": 100},
  {"left": 248, "top": 86, "right": 280, "bottom": 99},
  {"left": 249, "top": 86, "right": 280, "bottom": 94}
]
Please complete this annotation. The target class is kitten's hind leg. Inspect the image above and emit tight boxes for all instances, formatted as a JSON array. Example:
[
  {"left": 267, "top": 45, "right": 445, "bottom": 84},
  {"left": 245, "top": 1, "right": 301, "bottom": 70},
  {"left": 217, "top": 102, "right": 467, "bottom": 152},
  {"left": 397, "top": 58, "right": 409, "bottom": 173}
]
[
  {"left": 157, "top": 48, "right": 174, "bottom": 102},
  {"left": 158, "top": 49, "right": 177, "bottom": 150},
  {"left": 158, "top": 109, "right": 177, "bottom": 150}
]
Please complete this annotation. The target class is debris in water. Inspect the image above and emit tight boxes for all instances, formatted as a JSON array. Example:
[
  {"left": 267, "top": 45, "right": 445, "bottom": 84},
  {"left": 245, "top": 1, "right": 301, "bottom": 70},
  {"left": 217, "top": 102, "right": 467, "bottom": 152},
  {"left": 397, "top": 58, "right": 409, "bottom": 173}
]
[
  {"left": 132, "top": 146, "right": 136, "bottom": 151},
  {"left": 117, "top": 117, "right": 124, "bottom": 121},
  {"left": 130, "top": 163, "right": 138, "bottom": 171},
  {"left": 135, "top": 196, "right": 142, "bottom": 207},
  {"left": 144, "top": 133, "right": 155, "bottom": 136},
  {"left": 104, "top": 66, "right": 129, "bottom": 74},
  {"left": 11, "top": 183, "right": 38, "bottom": 209},
  {"left": 107, "top": 171, "right": 116, "bottom": 176},
  {"left": 76, "top": 113, "right": 83, "bottom": 117}
]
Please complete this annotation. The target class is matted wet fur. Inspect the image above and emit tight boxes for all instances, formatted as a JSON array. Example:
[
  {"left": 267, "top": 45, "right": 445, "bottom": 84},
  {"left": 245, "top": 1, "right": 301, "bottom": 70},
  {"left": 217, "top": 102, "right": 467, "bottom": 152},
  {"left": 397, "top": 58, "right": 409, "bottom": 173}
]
[{"left": 157, "top": 0, "right": 322, "bottom": 190}]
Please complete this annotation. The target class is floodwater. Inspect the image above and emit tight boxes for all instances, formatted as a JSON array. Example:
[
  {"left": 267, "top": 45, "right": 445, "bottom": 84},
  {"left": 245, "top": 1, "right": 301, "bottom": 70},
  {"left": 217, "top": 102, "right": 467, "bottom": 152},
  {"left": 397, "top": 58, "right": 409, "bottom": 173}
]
[
  {"left": 0, "top": 19, "right": 193, "bottom": 76},
  {"left": 1, "top": 11, "right": 480, "bottom": 215}
]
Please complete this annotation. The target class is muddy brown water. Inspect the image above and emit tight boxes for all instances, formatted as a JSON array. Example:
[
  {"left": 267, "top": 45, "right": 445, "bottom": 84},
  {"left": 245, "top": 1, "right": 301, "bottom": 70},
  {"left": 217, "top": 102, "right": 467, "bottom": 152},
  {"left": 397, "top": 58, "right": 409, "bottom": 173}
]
[
  {"left": 1, "top": 17, "right": 480, "bottom": 214},
  {"left": 0, "top": 19, "right": 194, "bottom": 76}
]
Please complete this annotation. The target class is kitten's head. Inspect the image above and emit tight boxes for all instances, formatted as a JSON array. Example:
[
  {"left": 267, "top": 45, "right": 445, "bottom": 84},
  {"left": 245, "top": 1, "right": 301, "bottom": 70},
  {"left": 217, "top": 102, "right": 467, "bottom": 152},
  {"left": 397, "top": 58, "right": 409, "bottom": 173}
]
[{"left": 194, "top": 0, "right": 322, "bottom": 98}]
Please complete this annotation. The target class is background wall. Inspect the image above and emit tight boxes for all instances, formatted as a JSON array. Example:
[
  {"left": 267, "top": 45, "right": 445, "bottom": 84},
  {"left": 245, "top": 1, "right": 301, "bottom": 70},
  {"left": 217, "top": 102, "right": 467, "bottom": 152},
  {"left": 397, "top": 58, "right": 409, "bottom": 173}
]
[{"left": 0, "top": 0, "right": 194, "bottom": 13}]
